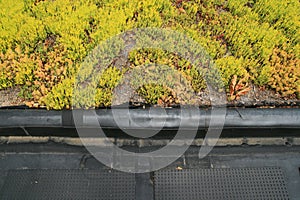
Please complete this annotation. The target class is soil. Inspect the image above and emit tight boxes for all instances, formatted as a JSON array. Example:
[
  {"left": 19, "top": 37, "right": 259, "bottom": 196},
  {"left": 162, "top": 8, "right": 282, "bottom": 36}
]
[
  {"left": 0, "top": 84, "right": 299, "bottom": 109},
  {"left": 235, "top": 84, "right": 300, "bottom": 108},
  {"left": 0, "top": 87, "right": 25, "bottom": 107},
  {"left": 130, "top": 82, "right": 300, "bottom": 108}
]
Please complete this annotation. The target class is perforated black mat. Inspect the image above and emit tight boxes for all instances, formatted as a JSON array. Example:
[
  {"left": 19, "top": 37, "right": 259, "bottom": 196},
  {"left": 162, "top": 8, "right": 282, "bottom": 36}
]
[
  {"left": 154, "top": 168, "right": 290, "bottom": 200},
  {"left": 0, "top": 169, "right": 135, "bottom": 200}
]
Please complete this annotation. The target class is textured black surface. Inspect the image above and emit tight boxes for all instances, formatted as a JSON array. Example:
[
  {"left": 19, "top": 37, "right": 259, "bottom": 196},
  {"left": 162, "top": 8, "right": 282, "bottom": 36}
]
[
  {"left": 154, "top": 168, "right": 290, "bottom": 200},
  {"left": 0, "top": 169, "right": 135, "bottom": 200},
  {"left": 0, "top": 144, "right": 299, "bottom": 200}
]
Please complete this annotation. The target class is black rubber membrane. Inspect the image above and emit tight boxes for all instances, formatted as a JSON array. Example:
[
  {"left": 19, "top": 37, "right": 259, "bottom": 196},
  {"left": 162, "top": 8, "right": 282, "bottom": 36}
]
[{"left": 1, "top": 108, "right": 300, "bottom": 139}]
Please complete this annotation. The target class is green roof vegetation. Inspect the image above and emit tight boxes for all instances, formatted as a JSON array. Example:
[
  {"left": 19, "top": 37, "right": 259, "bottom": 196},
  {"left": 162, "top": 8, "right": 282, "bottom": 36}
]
[{"left": 0, "top": 0, "right": 299, "bottom": 109}]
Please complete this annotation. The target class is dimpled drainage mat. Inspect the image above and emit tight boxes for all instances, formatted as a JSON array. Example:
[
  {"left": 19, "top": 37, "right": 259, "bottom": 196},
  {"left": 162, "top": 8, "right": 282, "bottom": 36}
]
[
  {"left": 0, "top": 169, "right": 135, "bottom": 200},
  {"left": 154, "top": 167, "right": 289, "bottom": 200}
]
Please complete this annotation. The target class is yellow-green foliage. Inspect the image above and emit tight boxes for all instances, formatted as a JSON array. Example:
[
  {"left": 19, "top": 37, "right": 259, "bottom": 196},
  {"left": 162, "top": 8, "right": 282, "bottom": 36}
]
[
  {"left": 215, "top": 56, "right": 250, "bottom": 89},
  {"left": 43, "top": 77, "right": 74, "bottom": 110},
  {"left": 138, "top": 84, "right": 176, "bottom": 105},
  {"left": 253, "top": 0, "right": 300, "bottom": 47},
  {"left": 0, "top": 0, "right": 299, "bottom": 109},
  {"left": 129, "top": 49, "right": 206, "bottom": 93},
  {"left": 0, "top": 0, "right": 47, "bottom": 51},
  {"left": 95, "top": 67, "right": 124, "bottom": 107}
]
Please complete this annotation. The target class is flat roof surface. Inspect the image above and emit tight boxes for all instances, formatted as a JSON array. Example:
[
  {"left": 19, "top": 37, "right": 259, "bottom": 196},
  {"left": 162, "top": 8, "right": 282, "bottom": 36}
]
[{"left": 0, "top": 143, "right": 299, "bottom": 199}]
